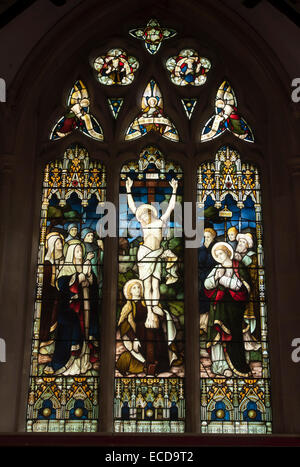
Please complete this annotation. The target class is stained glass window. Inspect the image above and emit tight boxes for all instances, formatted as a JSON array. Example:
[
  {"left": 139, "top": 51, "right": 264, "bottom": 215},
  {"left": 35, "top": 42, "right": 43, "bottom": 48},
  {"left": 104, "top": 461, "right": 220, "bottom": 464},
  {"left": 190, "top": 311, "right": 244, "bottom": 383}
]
[
  {"left": 26, "top": 144, "right": 105, "bottom": 432},
  {"left": 125, "top": 80, "right": 179, "bottom": 142},
  {"left": 129, "top": 19, "right": 177, "bottom": 55},
  {"left": 114, "top": 146, "right": 185, "bottom": 433},
  {"left": 166, "top": 49, "right": 211, "bottom": 86},
  {"left": 50, "top": 80, "right": 104, "bottom": 141},
  {"left": 108, "top": 98, "right": 124, "bottom": 119},
  {"left": 181, "top": 98, "right": 197, "bottom": 119},
  {"left": 93, "top": 49, "right": 139, "bottom": 86},
  {"left": 197, "top": 145, "right": 272, "bottom": 434},
  {"left": 26, "top": 12, "right": 274, "bottom": 438},
  {"left": 201, "top": 81, "right": 254, "bottom": 143}
]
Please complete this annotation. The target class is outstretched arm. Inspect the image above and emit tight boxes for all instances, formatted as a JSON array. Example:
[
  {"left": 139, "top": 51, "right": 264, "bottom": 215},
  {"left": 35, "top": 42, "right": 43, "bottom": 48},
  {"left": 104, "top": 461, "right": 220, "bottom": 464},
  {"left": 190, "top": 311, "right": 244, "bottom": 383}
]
[
  {"left": 161, "top": 178, "right": 178, "bottom": 223},
  {"left": 126, "top": 177, "right": 137, "bottom": 215}
]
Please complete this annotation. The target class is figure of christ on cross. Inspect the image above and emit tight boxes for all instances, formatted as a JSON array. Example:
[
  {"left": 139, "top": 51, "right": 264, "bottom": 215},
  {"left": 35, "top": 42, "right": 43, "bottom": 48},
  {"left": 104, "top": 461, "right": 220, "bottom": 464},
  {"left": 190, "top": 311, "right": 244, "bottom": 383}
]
[{"left": 125, "top": 176, "right": 178, "bottom": 329}]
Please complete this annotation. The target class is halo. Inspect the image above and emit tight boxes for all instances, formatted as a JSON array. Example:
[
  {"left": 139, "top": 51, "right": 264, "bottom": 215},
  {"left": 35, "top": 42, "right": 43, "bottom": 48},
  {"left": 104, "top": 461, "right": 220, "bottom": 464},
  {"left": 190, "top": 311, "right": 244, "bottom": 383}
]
[
  {"left": 123, "top": 279, "right": 144, "bottom": 300},
  {"left": 45, "top": 231, "right": 64, "bottom": 250},
  {"left": 63, "top": 239, "right": 85, "bottom": 258},
  {"left": 211, "top": 241, "right": 234, "bottom": 262},
  {"left": 135, "top": 204, "right": 158, "bottom": 223}
]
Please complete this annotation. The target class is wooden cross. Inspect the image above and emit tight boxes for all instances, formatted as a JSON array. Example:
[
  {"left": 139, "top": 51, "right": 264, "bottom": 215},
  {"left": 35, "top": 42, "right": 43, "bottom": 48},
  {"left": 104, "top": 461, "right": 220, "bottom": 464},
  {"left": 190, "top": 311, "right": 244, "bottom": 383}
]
[{"left": 120, "top": 172, "right": 173, "bottom": 204}]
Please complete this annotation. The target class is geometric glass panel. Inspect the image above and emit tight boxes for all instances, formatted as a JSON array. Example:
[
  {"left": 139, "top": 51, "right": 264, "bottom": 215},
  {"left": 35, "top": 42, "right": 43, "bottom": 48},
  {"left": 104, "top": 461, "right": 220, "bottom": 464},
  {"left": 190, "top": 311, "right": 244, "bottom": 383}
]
[
  {"left": 50, "top": 81, "right": 104, "bottom": 142},
  {"left": 129, "top": 18, "right": 177, "bottom": 55},
  {"left": 181, "top": 98, "right": 197, "bottom": 119},
  {"left": 201, "top": 81, "right": 254, "bottom": 143},
  {"left": 114, "top": 145, "right": 185, "bottom": 433},
  {"left": 26, "top": 144, "right": 106, "bottom": 432},
  {"left": 166, "top": 49, "right": 211, "bottom": 86},
  {"left": 108, "top": 98, "right": 124, "bottom": 119},
  {"left": 198, "top": 145, "right": 272, "bottom": 434},
  {"left": 93, "top": 49, "right": 139, "bottom": 86},
  {"left": 125, "top": 80, "right": 179, "bottom": 142}
]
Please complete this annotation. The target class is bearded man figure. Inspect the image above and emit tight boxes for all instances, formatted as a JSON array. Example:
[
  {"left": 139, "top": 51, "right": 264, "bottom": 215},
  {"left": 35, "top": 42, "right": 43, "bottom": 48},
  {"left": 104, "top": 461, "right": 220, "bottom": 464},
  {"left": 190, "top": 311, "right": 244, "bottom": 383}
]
[{"left": 235, "top": 232, "right": 262, "bottom": 356}]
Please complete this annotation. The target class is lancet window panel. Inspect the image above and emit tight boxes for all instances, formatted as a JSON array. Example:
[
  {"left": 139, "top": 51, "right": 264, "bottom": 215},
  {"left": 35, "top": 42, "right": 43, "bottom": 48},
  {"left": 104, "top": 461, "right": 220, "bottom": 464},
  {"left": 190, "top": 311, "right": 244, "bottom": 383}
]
[
  {"left": 26, "top": 144, "right": 106, "bottom": 432},
  {"left": 197, "top": 145, "right": 272, "bottom": 434},
  {"left": 115, "top": 146, "right": 185, "bottom": 433}
]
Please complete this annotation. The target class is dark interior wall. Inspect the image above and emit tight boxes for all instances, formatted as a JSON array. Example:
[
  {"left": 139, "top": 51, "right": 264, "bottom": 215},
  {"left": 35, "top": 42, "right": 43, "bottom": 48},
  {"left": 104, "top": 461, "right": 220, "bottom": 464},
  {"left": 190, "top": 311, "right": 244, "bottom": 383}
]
[{"left": 0, "top": 0, "right": 299, "bottom": 439}]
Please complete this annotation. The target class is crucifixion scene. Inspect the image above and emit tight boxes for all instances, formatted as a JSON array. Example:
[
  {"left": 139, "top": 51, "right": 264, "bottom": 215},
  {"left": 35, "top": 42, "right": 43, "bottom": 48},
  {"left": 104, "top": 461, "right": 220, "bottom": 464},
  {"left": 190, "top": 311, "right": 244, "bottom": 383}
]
[{"left": 115, "top": 146, "right": 184, "bottom": 379}]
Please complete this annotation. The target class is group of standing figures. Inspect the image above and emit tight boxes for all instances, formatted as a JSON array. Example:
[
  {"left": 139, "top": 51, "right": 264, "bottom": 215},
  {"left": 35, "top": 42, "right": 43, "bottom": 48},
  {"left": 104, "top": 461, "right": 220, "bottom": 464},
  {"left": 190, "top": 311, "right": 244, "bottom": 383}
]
[
  {"left": 38, "top": 224, "right": 103, "bottom": 376},
  {"left": 37, "top": 196, "right": 262, "bottom": 381},
  {"left": 199, "top": 226, "right": 261, "bottom": 378}
]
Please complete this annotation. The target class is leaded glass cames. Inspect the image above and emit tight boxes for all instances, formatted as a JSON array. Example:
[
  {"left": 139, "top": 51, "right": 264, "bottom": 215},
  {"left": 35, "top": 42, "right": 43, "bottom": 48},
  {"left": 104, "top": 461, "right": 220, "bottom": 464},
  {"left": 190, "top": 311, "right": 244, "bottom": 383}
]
[{"left": 27, "top": 17, "right": 272, "bottom": 435}]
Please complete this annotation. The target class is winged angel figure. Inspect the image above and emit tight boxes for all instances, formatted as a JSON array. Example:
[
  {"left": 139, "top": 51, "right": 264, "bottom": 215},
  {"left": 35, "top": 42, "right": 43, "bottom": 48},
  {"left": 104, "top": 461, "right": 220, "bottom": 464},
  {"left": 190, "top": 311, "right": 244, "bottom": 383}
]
[
  {"left": 125, "top": 79, "right": 179, "bottom": 142},
  {"left": 50, "top": 80, "right": 103, "bottom": 141},
  {"left": 201, "top": 81, "right": 254, "bottom": 143}
]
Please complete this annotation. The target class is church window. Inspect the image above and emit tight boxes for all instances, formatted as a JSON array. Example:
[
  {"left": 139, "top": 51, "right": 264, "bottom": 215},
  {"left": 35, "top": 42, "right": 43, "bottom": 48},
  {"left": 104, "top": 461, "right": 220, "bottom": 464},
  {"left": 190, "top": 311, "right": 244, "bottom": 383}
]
[
  {"left": 93, "top": 48, "right": 139, "bottom": 86},
  {"left": 26, "top": 144, "right": 105, "bottom": 432},
  {"left": 166, "top": 49, "right": 211, "bottom": 87},
  {"left": 25, "top": 13, "right": 273, "bottom": 437},
  {"left": 50, "top": 81, "right": 104, "bottom": 142},
  {"left": 125, "top": 79, "right": 179, "bottom": 142},
  {"left": 114, "top": 146, "right": 185, "bottom": 433},
  {"left": 198, "top": 145, "right": 272, "bottom": 434},
  {"left": 201, "top": 81, "right": 254, "bottom": 143},
  {"left": 129, "top": 18, "right": 177, "bottom": 55}
]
